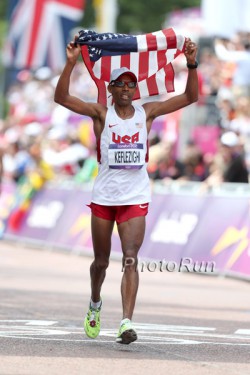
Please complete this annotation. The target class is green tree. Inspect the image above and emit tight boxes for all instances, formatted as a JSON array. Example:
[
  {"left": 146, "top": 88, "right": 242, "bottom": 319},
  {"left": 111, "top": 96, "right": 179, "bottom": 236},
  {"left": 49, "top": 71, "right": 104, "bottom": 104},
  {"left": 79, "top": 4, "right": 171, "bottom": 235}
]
[
  {"left": 118, "top": 0, "right": 201, "bottom": 33},
  {"left": 0, "top": 0, "right": 7, "bottom": 19},
  {"left": 0, "top": 0, "right": 8, "bottom": 47},
  {"left": 82, "top": 0, "right": 201, "bottom": 33}
]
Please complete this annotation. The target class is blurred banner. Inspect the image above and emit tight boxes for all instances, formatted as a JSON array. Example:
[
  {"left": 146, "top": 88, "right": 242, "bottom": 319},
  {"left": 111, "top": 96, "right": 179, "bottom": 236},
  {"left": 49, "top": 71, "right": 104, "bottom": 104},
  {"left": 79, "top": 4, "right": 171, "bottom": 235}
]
[
  {"left": 3, "top": 0, "right": 85, "bottom": 71},
  {"left": 93, "top": 0, "right": 117, "bottom": 33},
  {"left": 2, "top": 181, "right": 250, "bottom": 280}
]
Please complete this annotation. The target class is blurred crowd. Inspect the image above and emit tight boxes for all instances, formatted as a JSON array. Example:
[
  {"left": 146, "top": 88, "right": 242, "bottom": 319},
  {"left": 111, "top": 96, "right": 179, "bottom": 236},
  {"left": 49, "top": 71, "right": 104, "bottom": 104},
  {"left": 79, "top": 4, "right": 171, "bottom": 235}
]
[
  {"left": 0, "top": 63, "right": 98, "bottom": 191},
  {"left": 1, "top": 30, "right": 250, "bottom": 193}
]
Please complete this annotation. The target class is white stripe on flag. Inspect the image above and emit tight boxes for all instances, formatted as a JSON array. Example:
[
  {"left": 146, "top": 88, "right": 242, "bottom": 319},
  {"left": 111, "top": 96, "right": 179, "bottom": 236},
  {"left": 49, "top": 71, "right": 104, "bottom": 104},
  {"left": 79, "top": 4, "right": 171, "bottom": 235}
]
[
  {"left": 48, "top": 18, "right": 65, "bottom": 70},
  {"left": 32, "top": 2, "right": 54, "bottom": 68},
  {"left": 148, "top": 51, "right": 159, "bottom": 77},
  {"left": 51, "top": 2, "right": 83, "bottom": 20},
  {"left": 138, "top": 80, "right": 149, "bottom": 98},
  {"left": 166, "top": 49, "right": 177, "bottom": 64},
  {"left": 15, "top": 1, "right": 35, "bottom": 68},
  {"left": 93, "top": 59, "right": 102, "bottom": 79},
  {"left": 176, "top": 33, "right": 185, "bottom": 50},
  {"left": 129, "top": 52, "right": 140, "bottom": 78},
  {"left": 10, "top": 0, "right": 30, "bottom": 36},
  {"left": 155, "top": 68, "right": 167, "bottom": 94},
  {"left": 136, "top": 34, "right": 148, "bottom": 52},
  {"left": 152, "top": 30, "right": 168, "bottom": 51},
  {"left": 111, "top": 55, "right": 122, "bottom": 74}
]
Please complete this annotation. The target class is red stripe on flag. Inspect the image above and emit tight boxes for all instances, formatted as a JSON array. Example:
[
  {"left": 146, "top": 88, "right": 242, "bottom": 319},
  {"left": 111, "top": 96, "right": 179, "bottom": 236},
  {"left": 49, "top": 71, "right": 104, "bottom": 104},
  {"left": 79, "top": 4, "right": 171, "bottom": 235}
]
[
  {"left": 164, "top": 64, "right": 175, "bottom": 93},
  {"left": 100, "top": 56, "right": 112, "bottom": 81},
  {"left": 120, "top": 54, "right": 131, "bottom": 69},
  {"left": 157, "top": 50, "right": 167, "bottom": 69},
  {"left": 56, "top": 0, "right": 84, "bottom": 8},
  {"left": 147, "top": 73, "right": 159, "bottom": 97},
  {"left": 97, "top": 80, "right": 108, "bottom": 105},
  {"left": 138, "top": 51, "right": 149, "bottom": 81},
  {"left": 27, "top": 0, "right": 43, "bottom": 66},
  {"left": 162, "top": 28, "right": 177, "bottom": 49},
  {"left": 143, "top": 49, "right": 169, "bottom": 98},
  {"left": 81, "top": 45, "right": 107, "bottom": 105},
  {"left": 146, "top": 33, "right": 157, "bottom": 51},
  {"left": 81, "top": 46, "right": 92, "bottom": 71}
]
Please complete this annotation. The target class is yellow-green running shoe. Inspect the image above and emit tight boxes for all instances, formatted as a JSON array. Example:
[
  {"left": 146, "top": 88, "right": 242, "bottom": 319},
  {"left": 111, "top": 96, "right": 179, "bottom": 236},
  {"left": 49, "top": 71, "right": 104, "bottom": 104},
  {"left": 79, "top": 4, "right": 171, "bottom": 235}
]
[
  {"left": 84, "top": 301, "right": 102, "bottom": 339},
  {"left": 116, "top": 319, "right": 137, "bottom": 344}
]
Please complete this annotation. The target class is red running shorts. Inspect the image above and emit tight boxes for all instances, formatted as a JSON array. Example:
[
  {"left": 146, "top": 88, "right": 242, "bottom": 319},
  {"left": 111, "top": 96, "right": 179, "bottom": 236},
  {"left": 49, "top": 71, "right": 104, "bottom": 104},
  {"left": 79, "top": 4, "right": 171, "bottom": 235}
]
[{"left": 88, "top": 202, "right": 149, "bottom": 224}]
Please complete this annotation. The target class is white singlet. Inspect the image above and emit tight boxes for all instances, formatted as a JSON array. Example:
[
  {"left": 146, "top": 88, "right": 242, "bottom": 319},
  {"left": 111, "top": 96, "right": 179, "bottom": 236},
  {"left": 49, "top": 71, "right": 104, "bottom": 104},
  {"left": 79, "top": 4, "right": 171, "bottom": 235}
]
[{"left": 92, "top": 105, "right": 151, "bottom": 206}]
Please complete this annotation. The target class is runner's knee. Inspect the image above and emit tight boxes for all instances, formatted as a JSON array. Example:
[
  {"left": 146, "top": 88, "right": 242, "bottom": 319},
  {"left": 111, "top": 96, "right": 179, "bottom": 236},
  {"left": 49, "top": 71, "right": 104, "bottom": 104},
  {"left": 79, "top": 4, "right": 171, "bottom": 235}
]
[
  {"left": 92, "top": 258, "right": 109, "bottom": 271},
  {"left": 122, "top": 249, "right": 138, "bottom": 271}
]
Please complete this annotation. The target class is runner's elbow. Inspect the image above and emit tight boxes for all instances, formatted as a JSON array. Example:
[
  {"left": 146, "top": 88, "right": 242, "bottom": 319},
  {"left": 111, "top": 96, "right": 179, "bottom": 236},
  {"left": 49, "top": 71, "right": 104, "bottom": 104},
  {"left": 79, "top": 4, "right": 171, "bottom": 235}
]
[
  {"left": 187, "top": 92, "right": 199, "bottom": 105},
  {"left": 54, "top": 92, "right": 67, "bottom": 105},
  {"left": 191, "top": 94, "right": 199, "bottom": 103},
  {"left": 54, "top": 91, "right": 60, "bottom": 104}
]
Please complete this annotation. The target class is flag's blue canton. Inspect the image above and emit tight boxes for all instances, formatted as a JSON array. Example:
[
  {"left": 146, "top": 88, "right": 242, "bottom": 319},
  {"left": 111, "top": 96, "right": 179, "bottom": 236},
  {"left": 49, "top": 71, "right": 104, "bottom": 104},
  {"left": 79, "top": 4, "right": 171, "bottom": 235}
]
[{"left": 77, "top": 30, "right": 137, "bottom": 62}]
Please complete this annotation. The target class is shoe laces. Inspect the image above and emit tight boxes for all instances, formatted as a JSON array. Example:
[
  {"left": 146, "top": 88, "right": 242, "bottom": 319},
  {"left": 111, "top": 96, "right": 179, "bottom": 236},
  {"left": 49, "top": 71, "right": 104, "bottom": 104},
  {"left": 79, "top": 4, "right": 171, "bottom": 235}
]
[
  {"left": 88, "top": 306, "right": 100, "bottom": 327},
  {"left": 89, "top": 308, "right": 97, "bottom": 320}
]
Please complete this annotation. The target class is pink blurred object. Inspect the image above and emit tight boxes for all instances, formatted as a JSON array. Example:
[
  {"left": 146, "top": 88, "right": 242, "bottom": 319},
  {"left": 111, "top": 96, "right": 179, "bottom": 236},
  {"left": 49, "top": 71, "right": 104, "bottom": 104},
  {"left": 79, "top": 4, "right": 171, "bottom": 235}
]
[{"left": 192, "top": 125, "right": 220, "bottom": 155}]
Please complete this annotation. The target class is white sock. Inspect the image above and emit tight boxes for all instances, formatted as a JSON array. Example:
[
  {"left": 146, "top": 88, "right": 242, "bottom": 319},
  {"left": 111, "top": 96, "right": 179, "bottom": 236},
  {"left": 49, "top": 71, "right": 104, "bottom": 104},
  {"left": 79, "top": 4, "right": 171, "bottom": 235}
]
[{"left": 90, "top": 299, "right": 102, "bottom": 309}]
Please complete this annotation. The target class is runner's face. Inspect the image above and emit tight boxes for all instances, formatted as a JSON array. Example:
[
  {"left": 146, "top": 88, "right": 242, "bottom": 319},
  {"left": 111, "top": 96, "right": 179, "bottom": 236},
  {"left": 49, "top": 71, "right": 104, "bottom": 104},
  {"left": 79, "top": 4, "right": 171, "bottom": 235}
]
[{"left": 109, "top": 74, "right": 137, "bottom": 105}]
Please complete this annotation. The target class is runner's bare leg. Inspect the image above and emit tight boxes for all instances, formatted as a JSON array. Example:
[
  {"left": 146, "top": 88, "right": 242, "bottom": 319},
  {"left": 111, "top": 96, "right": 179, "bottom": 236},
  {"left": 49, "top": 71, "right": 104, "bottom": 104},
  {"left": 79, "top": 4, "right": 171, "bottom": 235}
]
[
  {"left": 90, "top": 215, "right": 114, "bottom": 302},
  {"left": 118, "top": 216, "right": 146, "bottom": 319}
]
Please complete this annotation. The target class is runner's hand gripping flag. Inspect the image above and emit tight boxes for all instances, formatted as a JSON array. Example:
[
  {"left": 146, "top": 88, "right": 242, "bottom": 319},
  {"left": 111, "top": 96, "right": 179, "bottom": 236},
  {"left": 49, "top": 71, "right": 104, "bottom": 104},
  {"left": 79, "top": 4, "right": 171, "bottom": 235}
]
[{"left": 76, "top": 28, "right": 186, "bottom": 105}]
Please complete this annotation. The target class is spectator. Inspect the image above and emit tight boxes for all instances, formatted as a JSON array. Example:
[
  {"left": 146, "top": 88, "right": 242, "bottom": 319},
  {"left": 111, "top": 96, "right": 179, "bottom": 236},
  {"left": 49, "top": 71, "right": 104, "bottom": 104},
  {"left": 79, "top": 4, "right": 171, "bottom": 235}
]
[
  {"left": 147, "top": 141, "right": 185, "bottom": 181},
  {"left": 181, "top": 140, "right": 208, "bottom": 181},
  {"left": 214, "top": 35, "right": 250, "bottom": 96},
  {"left": 205, "top": 131, "right": 249, "bottom": 186}
]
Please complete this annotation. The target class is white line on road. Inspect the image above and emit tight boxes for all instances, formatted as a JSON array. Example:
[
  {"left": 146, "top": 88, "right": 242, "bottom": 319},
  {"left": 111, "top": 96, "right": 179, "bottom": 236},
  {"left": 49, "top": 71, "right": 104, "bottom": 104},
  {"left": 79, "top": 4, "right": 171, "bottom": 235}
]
[
  {"left": 0, "top": 320, "right": 57, "bottom": 325},
  {"left": 0, "top": 335, "right": 250, "bottom": 346},
  {"left": 0, "top": 320, "right": 249, "bottom": 347},
  {"left": 235, "top": 329, "right": 250, "bottom": 336}
]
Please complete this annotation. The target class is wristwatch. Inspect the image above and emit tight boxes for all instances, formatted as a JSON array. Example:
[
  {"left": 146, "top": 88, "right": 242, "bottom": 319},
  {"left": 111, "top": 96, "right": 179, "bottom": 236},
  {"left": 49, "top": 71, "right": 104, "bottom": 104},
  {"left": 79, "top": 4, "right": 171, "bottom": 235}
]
[{"left": 187, "top": 60, "right": 198, "bottom": 69}]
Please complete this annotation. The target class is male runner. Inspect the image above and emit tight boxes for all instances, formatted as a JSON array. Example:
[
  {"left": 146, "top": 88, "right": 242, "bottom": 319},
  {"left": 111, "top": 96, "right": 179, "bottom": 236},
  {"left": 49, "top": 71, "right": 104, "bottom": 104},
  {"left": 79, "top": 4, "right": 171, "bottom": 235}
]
[{"left": 54, "top": 36, "right": 198, "bottom": 344}]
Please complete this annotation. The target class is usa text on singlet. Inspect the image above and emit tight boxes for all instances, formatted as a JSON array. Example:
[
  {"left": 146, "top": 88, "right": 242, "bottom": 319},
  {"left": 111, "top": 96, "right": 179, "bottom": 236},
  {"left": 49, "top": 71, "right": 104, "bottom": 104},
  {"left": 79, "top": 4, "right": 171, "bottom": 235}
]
[{"left": 108, "top": 123, "right": 146, "bottom": 170}]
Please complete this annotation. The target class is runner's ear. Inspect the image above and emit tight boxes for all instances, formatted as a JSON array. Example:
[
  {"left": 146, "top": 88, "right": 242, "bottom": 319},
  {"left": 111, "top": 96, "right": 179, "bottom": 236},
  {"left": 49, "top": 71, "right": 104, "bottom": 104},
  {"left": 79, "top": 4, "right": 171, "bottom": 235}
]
[{"left": 108, "top": 85, "right": 113, "bottom": 94}]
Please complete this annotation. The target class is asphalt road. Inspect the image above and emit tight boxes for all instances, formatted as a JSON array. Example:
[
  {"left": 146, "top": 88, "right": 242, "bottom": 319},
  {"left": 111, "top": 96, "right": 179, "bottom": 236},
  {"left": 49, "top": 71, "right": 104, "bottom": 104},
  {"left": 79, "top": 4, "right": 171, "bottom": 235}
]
[{"left": 0, "top": 240, "right": 250, "bottom": 375}]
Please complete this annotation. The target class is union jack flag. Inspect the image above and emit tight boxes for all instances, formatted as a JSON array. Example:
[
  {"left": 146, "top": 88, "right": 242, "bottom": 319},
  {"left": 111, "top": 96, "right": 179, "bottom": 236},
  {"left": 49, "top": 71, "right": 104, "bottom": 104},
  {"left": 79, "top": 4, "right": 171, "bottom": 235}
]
[
  {"left": 76, "top": 28, "right": 186, "bottom": 105},
  {"left": 4, "top": 0, "right": 84, "bottom": 71}
]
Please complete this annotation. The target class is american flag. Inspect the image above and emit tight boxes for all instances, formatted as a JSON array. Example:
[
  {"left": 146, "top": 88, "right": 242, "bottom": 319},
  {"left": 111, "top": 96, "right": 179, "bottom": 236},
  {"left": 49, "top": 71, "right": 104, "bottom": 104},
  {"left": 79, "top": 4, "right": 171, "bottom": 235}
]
[
  {"left": 4, "top": 0, "right": 84, "bottom": 71},
  {"left": 76, "top": 28, "right": 186, "bottom": 105}
]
